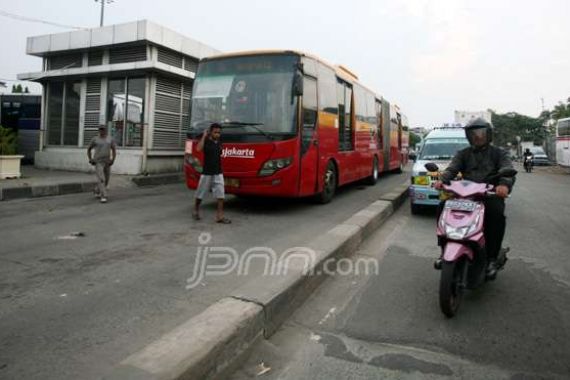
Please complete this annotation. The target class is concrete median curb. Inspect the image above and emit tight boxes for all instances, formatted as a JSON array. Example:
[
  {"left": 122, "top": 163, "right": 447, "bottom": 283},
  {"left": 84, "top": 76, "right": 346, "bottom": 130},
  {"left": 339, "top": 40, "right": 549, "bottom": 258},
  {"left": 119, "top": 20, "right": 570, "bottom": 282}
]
[
  {"left": 131, "top": 173, "right": 184, "bottom": 187},
  {"left": 104, "top": 181, "right": 410, "bottom": 380},
  {"left": 0, "top": 173, "right": 184, "bottom": 201},
  {"left": 104, "top": 298, "right": 264, "bottom": 380},
  {"left": 0, "top": 181, "right": 97, "bottom": 201}
]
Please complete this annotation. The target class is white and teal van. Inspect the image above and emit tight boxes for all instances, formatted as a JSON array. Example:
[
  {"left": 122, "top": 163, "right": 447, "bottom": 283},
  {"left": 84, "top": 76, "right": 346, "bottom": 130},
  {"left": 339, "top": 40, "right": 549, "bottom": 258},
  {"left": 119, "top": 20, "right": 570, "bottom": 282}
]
[{"left": 409, "top": 127, "right": 469, "bottom": 214}]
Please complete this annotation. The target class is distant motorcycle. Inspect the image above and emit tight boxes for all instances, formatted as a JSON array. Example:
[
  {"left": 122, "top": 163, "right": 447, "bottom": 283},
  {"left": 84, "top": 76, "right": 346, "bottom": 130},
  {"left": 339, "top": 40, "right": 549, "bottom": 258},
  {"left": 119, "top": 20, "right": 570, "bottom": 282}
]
[
  {"left": 523, "top": 156, "right": 533, "bottom": 173},
  {"left": 426, "top": 163, "right": 517, "bottom": 318}
]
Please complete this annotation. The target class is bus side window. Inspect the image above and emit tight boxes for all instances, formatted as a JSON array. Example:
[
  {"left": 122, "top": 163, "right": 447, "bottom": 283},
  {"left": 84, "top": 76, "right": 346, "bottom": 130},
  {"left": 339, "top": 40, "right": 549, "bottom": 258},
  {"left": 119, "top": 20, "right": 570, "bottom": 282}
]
[
  {"left": 317, "top": 64, "right": 338, "bottom": 114},
  {"left": 301, "top": 77, "right": 317, "bottom": 155},
  {"left": 337, "top": 79, "right": 353, "bottom": 151},
  {"left": 345, "top": 86, "right": 353, "bottom": 150}
]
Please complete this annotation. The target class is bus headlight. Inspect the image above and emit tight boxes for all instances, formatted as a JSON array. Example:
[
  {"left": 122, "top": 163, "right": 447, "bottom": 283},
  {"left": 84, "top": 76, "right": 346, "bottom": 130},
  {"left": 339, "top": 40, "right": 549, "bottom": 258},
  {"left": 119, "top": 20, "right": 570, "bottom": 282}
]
[
  {"left": 259, "top": 157, "right": 293, "bottom": 176},
  {"left": 186, "top": 155, "right": 203, "bottom": 173}
]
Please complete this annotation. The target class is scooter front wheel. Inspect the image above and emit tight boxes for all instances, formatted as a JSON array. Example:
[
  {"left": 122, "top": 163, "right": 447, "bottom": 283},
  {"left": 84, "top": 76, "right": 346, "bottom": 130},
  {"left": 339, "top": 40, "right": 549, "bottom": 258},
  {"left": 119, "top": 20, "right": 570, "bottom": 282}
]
[{"left": 439, "top": 259, "right": 465, "bottom": 318}]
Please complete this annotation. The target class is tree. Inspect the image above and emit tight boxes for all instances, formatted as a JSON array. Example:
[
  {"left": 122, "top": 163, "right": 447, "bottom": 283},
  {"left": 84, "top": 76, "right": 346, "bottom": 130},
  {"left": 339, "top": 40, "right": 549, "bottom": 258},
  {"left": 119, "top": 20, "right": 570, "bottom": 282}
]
[
  {"left": 12, "top": 84, "right": 23, "bottom": 93},
  {"left": 409, "top": 132, "right": 421, "bottom": 148},
  {"left": 0, "top": 126, "right": 18, "bottom": 155},
  {"left": 24, "top": 86, "right": 29, "bottom": 94},
  {"left": 491, "top": 111, "right": 545, "bottom": 146},
  {"left": 551, "top": 99, "right": 570, "bottom": 119}
]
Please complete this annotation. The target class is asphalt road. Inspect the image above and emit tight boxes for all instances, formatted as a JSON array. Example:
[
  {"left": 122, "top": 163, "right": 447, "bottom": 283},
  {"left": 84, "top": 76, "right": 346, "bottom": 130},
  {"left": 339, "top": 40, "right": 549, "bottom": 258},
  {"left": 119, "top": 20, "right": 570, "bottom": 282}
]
[
  {"left": 232, "top": 165, "right": 570, "bottom": 380},
  {"left": 0, "top": 170, "right": 408, "bottom": 380}
]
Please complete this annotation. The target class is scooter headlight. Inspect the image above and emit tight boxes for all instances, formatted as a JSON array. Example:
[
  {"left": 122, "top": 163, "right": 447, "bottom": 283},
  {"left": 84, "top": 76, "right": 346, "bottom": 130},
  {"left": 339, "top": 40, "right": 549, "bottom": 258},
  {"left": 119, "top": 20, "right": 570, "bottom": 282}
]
[
  {"left": 442, "top": 212, "right": 480, "bottom": 240},
  {"left": 445, "top": 225, "right": 471, "bottom": 240}
]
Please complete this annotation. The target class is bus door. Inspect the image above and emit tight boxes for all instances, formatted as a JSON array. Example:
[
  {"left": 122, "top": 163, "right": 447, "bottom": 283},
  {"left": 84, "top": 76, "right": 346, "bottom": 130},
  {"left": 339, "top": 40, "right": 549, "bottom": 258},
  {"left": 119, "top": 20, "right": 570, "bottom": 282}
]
[
  {"left": 299, "top": 76, "right": 320, "bottom": 195},
  {"left": 397, "top": 113, "right": 403, "bottom": 152},
  {"left": 381, "top": 99, "right": 391, "bottom": 171},
  {"left": 375, "top": 100, "right": 384, "bottom": 167}
]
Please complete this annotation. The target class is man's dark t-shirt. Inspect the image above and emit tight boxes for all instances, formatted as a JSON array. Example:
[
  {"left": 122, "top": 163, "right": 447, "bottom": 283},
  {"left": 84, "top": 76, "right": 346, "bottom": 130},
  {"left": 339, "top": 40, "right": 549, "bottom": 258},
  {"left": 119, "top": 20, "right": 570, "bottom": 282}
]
[{"left": 203, "top": 138, "right": 223, "bottom": 175}]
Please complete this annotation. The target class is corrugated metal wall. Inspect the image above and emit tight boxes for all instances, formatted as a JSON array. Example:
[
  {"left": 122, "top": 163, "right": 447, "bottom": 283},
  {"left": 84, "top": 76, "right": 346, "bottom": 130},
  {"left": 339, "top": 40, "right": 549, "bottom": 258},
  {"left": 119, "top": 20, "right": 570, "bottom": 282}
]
[{"left": 152, "top": 76, "right": 192, "bottom": 149}]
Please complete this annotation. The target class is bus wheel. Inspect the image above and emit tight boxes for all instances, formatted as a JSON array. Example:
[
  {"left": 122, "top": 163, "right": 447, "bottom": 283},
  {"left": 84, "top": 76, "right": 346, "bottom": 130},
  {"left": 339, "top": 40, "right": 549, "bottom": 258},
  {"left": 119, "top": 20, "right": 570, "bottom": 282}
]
[
  {"left": 365, "top": 157, "right": 379, "bottom": 185},
  {"left": 317, "top": 162, "right": 337, "bottom": 204}
]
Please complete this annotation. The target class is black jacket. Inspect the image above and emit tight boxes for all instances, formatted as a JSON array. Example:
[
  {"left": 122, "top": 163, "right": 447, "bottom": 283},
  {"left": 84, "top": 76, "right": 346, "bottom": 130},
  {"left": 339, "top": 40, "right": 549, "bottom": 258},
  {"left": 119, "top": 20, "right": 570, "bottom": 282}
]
[{"left": 441, "top": 145, "right": 515, "bottom": 190}]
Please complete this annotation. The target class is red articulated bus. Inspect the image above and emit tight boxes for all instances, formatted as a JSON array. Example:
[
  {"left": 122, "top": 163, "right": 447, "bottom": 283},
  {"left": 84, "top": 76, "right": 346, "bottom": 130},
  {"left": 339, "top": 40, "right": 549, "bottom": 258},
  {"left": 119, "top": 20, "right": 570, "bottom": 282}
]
[{"left": 184, "top": 50, "right": 408, "bottom": 203}]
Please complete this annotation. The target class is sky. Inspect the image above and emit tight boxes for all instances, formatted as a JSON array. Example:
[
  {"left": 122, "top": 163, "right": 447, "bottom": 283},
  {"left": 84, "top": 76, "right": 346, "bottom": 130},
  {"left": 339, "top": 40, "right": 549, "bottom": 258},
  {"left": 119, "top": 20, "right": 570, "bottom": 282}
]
[{"left": 0, "top": 0, "right": 568, "bottom": 128}]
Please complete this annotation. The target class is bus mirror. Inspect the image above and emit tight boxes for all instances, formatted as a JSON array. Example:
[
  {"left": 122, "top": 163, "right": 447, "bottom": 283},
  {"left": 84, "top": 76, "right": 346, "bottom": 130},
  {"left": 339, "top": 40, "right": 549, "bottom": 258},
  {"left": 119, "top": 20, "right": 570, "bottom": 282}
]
[{"left": 293, "top": 72, "right": 304, "bottom": 96}]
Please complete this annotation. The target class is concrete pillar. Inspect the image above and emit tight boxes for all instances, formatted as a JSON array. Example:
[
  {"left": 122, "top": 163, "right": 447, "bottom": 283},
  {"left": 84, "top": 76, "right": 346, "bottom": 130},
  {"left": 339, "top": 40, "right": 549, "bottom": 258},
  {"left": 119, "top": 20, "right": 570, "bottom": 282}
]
[
  {"left": 147, "top": 73, "right": 156, "bottom": 150},
  {"left": 39, "top": 83, "right": 47, "bottom": 151},
  {"left": 141, "top": 73, "right": 152, "bottom": 174},
  {"left": 100, "top": 76, "right": 108, "bottom": 127},
  {"left": 78, "top": 78, "right": 87, "bottom": 147},
  {"left": 102, "top": 48, "right": 110, "bottom": 65}
]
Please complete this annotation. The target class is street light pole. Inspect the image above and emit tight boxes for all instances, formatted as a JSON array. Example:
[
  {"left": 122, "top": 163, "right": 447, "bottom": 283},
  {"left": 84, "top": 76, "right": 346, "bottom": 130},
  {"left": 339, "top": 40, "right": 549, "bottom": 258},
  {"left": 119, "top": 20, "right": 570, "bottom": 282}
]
[{"left": 95, "top": 0, "right": 114, "bottom": 27}]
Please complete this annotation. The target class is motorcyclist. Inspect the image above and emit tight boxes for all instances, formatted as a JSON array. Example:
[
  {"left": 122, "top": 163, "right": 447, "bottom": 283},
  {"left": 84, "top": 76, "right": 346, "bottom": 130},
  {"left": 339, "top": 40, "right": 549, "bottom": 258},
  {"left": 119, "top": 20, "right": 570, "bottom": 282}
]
[
  {"left": 523, "top": 148, "right": 534, "bottom": 171},
  {"left": 523, "top": 148, "right": 533, "bottom": 159},
  {"left": 434, "top": 118, "right": 515, "bottom": 278}
]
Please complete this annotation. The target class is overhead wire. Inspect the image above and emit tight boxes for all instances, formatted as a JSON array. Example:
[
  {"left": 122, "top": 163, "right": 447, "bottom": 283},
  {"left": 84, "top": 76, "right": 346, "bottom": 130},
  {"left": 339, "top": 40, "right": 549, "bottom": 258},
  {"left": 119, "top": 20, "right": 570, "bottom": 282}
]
[{"left": 0, "top": 9, "right": 86, "bottom": 30}]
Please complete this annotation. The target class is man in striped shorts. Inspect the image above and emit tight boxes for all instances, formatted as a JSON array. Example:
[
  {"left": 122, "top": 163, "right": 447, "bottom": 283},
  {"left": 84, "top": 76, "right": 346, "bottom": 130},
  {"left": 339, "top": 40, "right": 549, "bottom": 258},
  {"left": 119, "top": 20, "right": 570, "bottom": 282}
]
[{"left": 193, "top": 123, "right": 231, "bottom": 224}]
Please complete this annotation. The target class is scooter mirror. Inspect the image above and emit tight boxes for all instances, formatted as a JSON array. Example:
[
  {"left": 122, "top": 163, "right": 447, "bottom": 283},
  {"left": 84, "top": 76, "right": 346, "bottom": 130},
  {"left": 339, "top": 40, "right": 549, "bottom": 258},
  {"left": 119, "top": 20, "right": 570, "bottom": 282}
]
[{"left": 424, "top": 163, "right": 439, "bottom": 172}]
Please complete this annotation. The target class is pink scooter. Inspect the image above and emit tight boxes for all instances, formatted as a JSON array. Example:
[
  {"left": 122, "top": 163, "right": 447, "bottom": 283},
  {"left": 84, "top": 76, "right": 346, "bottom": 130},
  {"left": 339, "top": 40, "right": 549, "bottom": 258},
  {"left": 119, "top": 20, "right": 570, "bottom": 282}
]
[{"left": 425, "top": 163, "right": 517, "bottom": 318}]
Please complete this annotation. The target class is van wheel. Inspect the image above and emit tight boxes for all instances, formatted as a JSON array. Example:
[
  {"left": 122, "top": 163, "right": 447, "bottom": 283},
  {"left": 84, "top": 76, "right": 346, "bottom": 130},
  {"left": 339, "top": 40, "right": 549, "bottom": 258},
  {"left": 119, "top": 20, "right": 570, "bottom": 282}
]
[
  {"left": 317, "top": 162, "right": 337, "bottom": 204},
  {"left": 365, "top": 157, "right": 379, "bottom": 186}
]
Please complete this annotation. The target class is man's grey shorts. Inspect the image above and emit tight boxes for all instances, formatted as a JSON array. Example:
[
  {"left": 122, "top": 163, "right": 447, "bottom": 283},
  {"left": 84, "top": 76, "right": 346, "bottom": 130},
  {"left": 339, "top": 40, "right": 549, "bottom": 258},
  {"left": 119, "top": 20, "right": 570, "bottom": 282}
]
[{"left": 195, "top": 174, "right": 225, "bottom": 200}]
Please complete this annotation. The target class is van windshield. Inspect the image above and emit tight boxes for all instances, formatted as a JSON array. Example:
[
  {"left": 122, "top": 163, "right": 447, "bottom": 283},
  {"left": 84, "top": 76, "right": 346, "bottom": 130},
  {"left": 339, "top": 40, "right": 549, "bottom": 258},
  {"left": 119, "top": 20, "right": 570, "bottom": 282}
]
[{"left": 419, "top": 138, "right": 469, "bottom": 160}]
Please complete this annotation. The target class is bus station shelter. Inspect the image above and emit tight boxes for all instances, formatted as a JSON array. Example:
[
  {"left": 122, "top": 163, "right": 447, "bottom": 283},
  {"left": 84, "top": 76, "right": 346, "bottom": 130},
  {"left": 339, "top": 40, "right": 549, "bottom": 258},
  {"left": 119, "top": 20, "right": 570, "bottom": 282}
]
[{"left": 18, "top": 20, "right": 219, "bottom": 174}]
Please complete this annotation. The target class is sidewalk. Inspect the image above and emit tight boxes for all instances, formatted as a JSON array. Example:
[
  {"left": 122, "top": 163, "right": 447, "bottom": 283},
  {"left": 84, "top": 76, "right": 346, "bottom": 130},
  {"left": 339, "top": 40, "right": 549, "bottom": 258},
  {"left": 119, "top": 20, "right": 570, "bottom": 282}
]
[{"left": 0, "top": 166, "right": 184, "bottom": 201}]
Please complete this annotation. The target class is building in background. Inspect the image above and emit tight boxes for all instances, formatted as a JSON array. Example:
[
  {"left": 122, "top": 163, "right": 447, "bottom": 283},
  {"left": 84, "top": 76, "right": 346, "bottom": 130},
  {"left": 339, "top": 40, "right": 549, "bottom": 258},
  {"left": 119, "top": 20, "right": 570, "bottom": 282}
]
[
  {"left": 454, "top": 110, "right": 492, "bottom": 126},
  {"left": 18, "top": 20, "right": 219, "bottom": 174}
]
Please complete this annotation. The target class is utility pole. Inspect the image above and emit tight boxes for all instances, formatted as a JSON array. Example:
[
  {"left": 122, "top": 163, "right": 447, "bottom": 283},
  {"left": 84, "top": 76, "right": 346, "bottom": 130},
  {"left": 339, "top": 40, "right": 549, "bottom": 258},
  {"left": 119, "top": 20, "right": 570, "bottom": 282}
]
[{"left": 95, "top": 0, "right": 114, "bottom": 27}]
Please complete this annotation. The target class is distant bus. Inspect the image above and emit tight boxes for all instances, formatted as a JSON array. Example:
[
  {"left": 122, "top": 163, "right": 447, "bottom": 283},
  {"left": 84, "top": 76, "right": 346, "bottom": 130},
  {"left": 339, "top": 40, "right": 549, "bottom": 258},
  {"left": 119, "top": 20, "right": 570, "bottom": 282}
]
[
  {"left": 556, "top": 117, "right": 570, "bottom": 168},
  {"left": 184, "top": 50, "right": 408, "bottom": 203},
  {"left": 0, "top": 94, "right": 41, "bottom": 163}
]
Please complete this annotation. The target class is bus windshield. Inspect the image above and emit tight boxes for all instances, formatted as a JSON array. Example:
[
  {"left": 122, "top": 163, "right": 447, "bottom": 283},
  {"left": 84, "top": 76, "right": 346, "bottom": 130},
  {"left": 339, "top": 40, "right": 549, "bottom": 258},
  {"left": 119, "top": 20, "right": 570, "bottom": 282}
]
[
  {"left": 188, "top": 54, "right": 299, "bottom": 142},
  {"left": 419, "top": 138, "right": 470, "bottom": 160}
]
